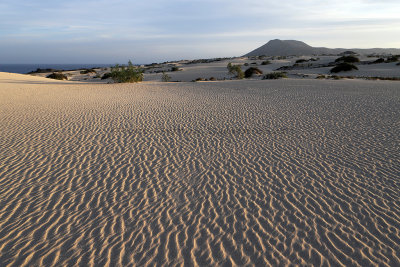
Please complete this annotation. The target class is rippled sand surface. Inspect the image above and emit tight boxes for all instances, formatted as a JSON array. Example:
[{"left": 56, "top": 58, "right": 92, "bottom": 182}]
[{"left": 1, "top": 73, "right": 399, "bottom": 266}]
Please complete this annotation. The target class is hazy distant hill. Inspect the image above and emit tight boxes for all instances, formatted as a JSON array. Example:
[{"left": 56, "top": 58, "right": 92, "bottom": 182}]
[{"left": 244, "top": 39, "right": 400, "bottom": 56}]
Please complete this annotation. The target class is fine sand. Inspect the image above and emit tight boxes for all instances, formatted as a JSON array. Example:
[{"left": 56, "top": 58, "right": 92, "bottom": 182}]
[{"left": 0, "top": 72, "right": 399, "bottom": 266}]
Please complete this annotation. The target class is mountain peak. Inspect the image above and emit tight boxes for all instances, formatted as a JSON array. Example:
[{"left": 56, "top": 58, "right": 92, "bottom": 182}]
[
  {"left": 244, "top": 39, "right": 400, "bottom": 57},
  {"left": 244, "top": 39, "right": 316, "bottom": 56}
]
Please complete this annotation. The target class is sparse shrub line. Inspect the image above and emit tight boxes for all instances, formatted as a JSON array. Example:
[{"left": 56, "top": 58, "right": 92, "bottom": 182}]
[{"left": 262, "top": 72, "right": 287, "bottom": 79}]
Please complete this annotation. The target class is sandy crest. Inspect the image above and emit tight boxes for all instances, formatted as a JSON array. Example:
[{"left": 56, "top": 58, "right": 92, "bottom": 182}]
[{"left": 0, "top": 72, "right": 399, "bottom": 266}]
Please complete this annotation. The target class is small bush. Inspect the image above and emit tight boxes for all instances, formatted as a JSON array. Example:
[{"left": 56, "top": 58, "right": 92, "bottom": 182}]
[
  {"left": 316, "top": 75, "right": 326, "bottom": 79},
  {"left": 330, "top": 63, "right": 358, "bottom": 73},
  {"left": 371, "top": 58, "right": 385, "bottom": 64},
  {"left": 193, "top": 77, "right": 204, "bottom": 82},
  {"left": 244, "top": 67, "right": 263, "bottom": 78},
  {"left": 386, "top": 55, "right": 399, "bottom": 62},
  {"left": 335, "top": 56, "right": 359, "bottom": 63},
  {"left": 171, "top": 66, "right": 181, "bottom": 71},
  {"left": 397, "top": 62, "right": 400, "bottom": 66},
  {"left": 227, "top": 63, "right": 244, "bottom": 79},
  {"left": 101, "top": 73, "right": 112, "bottom": 79},
  {"left": 295, "top": 59, "right": 308, "bottom": 64},
  {"left": 80, "top": 69, "right": 96, "bottom": 74},
  {"left": 262, "top": 72, "right": 287, "bottom": 79},
  {"left": 261, "top": 60, "right": 271, "bottom": 65},
  {"left": 209, "top": 77, "right": 217, "bottom": 81},
  {"left": 110, "top": 60, "right": 143, "bottom": 83},
  {"left": 47, "top": 72, "right": 68, "bottom": 80},
  {"left": 161, "top": 72, "right": 171, "bottom": 82}
]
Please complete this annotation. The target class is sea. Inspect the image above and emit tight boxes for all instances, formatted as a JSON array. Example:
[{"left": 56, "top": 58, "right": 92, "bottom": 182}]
[{"left": 0, "top": 64, "right": 113, "bottom": 74}]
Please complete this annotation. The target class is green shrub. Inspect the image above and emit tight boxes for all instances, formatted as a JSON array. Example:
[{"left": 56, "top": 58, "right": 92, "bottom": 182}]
[
  {"left": 46, "top": 72, "right": 68, "bottom": 80},
  {"left": 101, "top": 73, "right": 112, "bottom": 79},
  {"left": 80, "top": 69, "right": 96, "bottom": 74},
  {"left": 244, "top": 67, "right": 263, "bottom": 78},
  {"left": 261, "top": 60, "right": 271, "bottom": 65},
  {"left": 161, "top": 72, "right": 171, "bottom": 82},
  {"left": 227, "top": 63, "right": 244, "bottom": 79},
  {"left": 330, "top": 63, "right": 358, "bottom": 73},
  {"left": 262, "top": 72, "right": 287, "bottom": 79},
  {"left": 386, "top": 55, "right": 399, "bottom": 62},
  {"left": 335, "top": 56, "right": 359, "bottom": 63},
  {"left": 171, "top": 66, "right": 181, "bottom": 71},
  {"left": 295, "top": 59, "right": 308, "bottom": 64},
  {"left": 316, "top": 74, "right": 326, "bottom": 79},
  {"left": 372, "top": 58, "right": 385, "bottom": 64},
  {"left": 110, "top": 60, "right": 143, "bottom": 83}
]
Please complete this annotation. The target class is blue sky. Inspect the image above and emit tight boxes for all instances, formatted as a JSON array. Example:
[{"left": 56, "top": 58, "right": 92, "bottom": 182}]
[{"left": 1, "top": 0, "right": 399, "bottom": 64}]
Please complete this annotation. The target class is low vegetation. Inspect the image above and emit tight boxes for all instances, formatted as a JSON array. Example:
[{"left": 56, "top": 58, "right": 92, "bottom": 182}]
[
  {"left": 335, "top": 56, "right": 360, "bottom": 63},
  {"left": 330, "top": 62, "right": 358, "bottom": 73},
  {"left": 227, "top": 63, "right": 244, "bottom": 79},
  {"left": 371, "top": 58, "right": 385, "bottom": 64},
  {"left": 262, "top": 72, "right": 287, "bottom": 79},
  {"left": 261, "top": 60, "right": 271, "bottom": 65},
  {"left": 80, "top": 69, "right": 96, "bottom": 74},
  {"left": 46, "top": 72, "right": 68, "bottom": 80},
  {"left": 161, "top": 72, "right": 171, "bottom": 82},
  {"left": 244, "top": 67, "right": 263, "bottom": 78},
  {"left": 110, "top": 60, "right": 143, "bottom": 83},
  {"left": 171, "top": 66, "right": 181, "bottom": 72},
  {"left": 101, "top": 73, "right": 112, "bottom": 80},
  {"left": 386, "top": 55, "right": 399, "bottom": 62},
  {"left": 295, "top": 59, "right": 308, "bottom": 64}
]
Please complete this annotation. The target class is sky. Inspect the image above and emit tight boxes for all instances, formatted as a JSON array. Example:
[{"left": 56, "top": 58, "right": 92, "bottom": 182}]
[{"left": 1, "top": 0, "right": 399, "bottom": 64}]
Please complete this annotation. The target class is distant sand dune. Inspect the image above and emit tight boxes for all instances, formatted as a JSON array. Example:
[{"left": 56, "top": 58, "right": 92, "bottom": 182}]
[{"left": 0, "top": 72, "right": 399, "bottom": 266}]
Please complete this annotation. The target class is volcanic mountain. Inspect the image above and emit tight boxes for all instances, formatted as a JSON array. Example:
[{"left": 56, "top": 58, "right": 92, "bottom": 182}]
[{"left": 244, "top": 39, "right": 400, "bottom": 56}]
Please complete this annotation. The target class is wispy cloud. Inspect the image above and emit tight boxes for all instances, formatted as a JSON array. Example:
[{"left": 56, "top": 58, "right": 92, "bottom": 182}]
[{"left": 0, "top": 0, "right": 399, "bottom": 63}]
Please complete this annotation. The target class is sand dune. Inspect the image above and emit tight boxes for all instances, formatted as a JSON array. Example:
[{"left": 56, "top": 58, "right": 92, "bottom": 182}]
[{"left": 0, "top": 72, "right": 399, "bottom": 266}]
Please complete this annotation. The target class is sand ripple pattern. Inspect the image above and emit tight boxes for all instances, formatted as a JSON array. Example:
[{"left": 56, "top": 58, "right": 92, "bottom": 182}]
[{"left": 0, "top": 78, "right": 399, "bottom": 266}]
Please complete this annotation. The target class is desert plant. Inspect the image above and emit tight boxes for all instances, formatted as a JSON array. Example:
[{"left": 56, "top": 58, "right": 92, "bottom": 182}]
[
  {"left": 244, "top": 67, "right": 263, "bottom": 78},
  {"left": 386, "top": 55, "right": 399, "bottom": 62},
  {"left": 295, "top": 59, "right": 308, "bottom": 64},
  {"left": 161, "top": 72, "right": 171, "bottom": 82},
  {"left": 80, "top": 69, "right": 96, "bottom": 74},
  {"left": 261, "top": 60, "right": 271, "bottom": 65},
  {"left": 262, "top": 72, "right": 287, "bottom": 79},
  {"left": 101, "top": 73, "right": 112, "bottom": 79},
  {"left": 330, "top": 62, "right": 358, "bottom": 73},
  {"left": 316, "top": 74, "right": 326, "bottom": 79},
  {"left": 335, "top": 56, "right": 360, "bottom": 63},
  {"left": 110, "top": 60, "right": 143, "bottom": 83},
  {"left": 227, "top": 63, "right": 244, "bottom": 79},
  {"left": 371, "top": 58, "right": 385, "bottom": 64},
  {"left": 171, "top": 66, "right": 181, "bottom": 71},
  {"left": 46, "top": 72, "right": 68, "bottom": 80},
  {"left": 209, "top": 77, "right": 217, "bottom": 81}
]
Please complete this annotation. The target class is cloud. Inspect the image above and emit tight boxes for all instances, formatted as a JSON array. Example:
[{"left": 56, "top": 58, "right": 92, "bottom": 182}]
[{"left": 0, "top": 0, "right": 399, "bottom": 63}]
